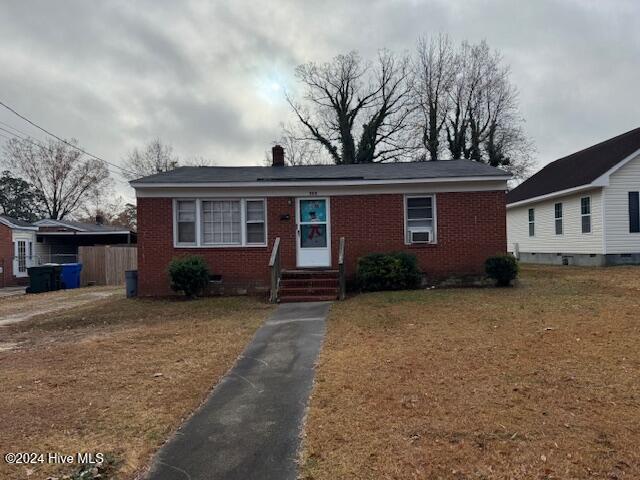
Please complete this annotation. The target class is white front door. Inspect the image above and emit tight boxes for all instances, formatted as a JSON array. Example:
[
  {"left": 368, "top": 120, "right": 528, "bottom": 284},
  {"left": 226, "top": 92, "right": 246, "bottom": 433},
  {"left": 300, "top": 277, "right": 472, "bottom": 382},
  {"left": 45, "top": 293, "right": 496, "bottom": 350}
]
[
  {"left": 296, "top": 197, "right": 331, "bottom": 268},
  {"left": 13, "top": 239, "right": 29, "bottom": 277}
]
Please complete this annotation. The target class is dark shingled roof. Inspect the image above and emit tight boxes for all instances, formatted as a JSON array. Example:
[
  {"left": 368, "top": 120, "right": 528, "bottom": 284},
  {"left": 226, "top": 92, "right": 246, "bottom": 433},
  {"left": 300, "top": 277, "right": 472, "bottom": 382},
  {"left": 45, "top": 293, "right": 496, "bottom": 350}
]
[
  {"left": 507, "top": 127, "right": 640, "bottom": 204},
  {"left": 131, "top": 159, "right": 509, "bottom": 185},
  {"left": 0, "top": 214, "right": 34, "bottom": 228},
  {"left": 36, "top": 219, "right": 131, "bottom": 232}
]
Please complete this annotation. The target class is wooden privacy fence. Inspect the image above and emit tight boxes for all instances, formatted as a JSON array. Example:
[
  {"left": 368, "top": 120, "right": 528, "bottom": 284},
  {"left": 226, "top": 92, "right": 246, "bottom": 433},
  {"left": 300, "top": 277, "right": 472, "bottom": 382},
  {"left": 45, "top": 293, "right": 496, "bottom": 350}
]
[{"left": 78, "top": 245, "right": 137, "bottom": 286}]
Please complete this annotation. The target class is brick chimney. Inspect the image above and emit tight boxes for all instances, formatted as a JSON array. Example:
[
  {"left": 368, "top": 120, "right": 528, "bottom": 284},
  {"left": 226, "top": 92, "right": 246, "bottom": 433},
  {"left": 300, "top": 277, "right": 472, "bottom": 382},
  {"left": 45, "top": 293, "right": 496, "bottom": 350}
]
[{"left": 272, "top": 144, "right": 285, "bottom": 167}]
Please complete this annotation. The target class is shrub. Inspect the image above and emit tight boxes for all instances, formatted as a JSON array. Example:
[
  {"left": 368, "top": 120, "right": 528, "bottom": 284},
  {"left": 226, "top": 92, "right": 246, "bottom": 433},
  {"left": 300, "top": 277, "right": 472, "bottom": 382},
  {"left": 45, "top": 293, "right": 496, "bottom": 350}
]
[
  {"left": 168, "top": 255, "right": 210, "bottom": 298},
  {"left": 357, "top": 252, "right": 422, "bottom": 292},
  {"left": 485, "top": 254, "right": 519, "bottom": 287}
]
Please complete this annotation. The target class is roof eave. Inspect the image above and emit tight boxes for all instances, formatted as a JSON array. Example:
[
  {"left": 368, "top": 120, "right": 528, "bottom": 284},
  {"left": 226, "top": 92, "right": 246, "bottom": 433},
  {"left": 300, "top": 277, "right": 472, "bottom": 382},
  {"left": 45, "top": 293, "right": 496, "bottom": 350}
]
[
  {"left": 506, "top": 182, "right": 605, "bottom": 209},
  {"left": 33, "top": 219, "right": 86, "bottom": 232},
  {"left": 507, "top": 146, "right": 640, "bottom": 209},
  {"left": 0, "top": 217, "right": 37, "bottom": 230},
  {"left": 36, "top": 230, "right": 132, "bottom": 236},
  {"left": 130, "top": 175, "right": 511, "bottom": 189}
]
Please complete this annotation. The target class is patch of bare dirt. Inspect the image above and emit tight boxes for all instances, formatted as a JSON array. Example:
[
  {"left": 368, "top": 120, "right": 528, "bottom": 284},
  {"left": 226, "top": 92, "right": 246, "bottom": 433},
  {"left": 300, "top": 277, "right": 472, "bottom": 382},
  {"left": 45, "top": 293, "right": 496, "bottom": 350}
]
[{"left": 0, "top": 287, "right": 120, "bottom": 326}]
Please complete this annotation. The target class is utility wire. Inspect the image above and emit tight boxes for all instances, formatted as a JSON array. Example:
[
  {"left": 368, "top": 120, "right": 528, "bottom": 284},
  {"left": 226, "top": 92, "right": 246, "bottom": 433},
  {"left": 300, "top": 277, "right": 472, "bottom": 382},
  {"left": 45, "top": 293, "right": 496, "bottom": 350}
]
[
  {"left": 0, "top": 119, "right": 39, "bottom": 140},
  {"left": 0, "top": 124, "right": 130, "bottom": 186},
  {"left": 0, "top": 100, "right": 137, "bottom": 177},
  {"left": 0, "top": 125, "right": 38, "bottom": 141}
]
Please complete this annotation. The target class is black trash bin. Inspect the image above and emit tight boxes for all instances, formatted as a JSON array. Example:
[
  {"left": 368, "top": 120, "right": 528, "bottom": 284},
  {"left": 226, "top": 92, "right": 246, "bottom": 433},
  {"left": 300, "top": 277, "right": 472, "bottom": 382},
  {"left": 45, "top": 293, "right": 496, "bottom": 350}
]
[
  {"left": 26, "top": 265, "right": 62, "bottom": 294},
  {"left": 125, "top": 270, "right": 138, "bottom": 298}
]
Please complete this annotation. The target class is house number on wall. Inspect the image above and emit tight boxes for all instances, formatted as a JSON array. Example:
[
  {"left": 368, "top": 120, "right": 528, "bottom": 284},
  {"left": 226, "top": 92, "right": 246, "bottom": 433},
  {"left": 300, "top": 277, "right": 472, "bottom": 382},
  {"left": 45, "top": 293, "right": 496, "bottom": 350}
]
[{"left": 308, "top": 191, "right": 318, "bottom": 196}]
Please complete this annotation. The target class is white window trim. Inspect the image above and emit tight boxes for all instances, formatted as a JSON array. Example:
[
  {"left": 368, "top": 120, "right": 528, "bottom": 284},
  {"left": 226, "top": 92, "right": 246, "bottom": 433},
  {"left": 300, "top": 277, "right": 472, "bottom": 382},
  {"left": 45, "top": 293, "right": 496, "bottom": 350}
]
[
  {"left": 174, "top": 199, "right": 198, "bottom": 247},
  {"left": 528, "top": 208, "right": 535, "bottom": 237},
  {"left": 173, "top": 198, "right": 268, "bottom": 248},
  {"left": 244, "top": 199, "right": 268, "bottom": 245},
  {"left": 404, "top": 194, "right": 437, "bottom": 245},
  {"left": 554, "top": 202, "right": 563, "bottom": 236},
  {"left": 580, "top": 196, "right": 592, "bottom": 235}
]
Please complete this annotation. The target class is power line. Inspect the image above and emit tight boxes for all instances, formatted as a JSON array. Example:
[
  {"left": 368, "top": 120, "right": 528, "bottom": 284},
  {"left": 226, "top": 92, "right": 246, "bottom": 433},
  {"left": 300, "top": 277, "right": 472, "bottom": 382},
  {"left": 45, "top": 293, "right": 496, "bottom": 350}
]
[
  {"left": 0, "top": 119, "right": 40, "bottom": 140},
  {"left": 0, "top": 125, "right": 37, "bottom": 141},
  {"left": 0, "top": 124, "right": 131, "bottom": 186},
  {"left": 0, "top": 99, "right": 137, "bottom": 177}
]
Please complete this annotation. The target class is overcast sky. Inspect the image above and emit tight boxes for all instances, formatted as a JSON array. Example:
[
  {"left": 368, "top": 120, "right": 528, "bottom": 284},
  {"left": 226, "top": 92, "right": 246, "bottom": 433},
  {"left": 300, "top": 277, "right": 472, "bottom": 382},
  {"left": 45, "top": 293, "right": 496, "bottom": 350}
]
[{"left": 1, "top": 0, "right": 639, "bottom": 199}]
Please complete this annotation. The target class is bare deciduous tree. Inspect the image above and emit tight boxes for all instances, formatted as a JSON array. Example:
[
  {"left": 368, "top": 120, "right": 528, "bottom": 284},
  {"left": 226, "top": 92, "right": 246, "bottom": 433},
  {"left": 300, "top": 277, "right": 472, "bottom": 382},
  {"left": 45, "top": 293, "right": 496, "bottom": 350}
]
[
  {"left": 441, "top": 40, "right": 533, "bottom": 176},
  {"left": 286, "top": 38, "right": 534, "bottom": 176},
  {"left": 183, "top": 155, "right": 216, "bottom": 167},
  {"left": 413, "top": 34, "right": 456, "bottom": 160},
  {"left": 122, "top": 138, "right": 179, "bottom": 180},
  {"left": 287, "top": 50, "right": 415, "bottom": 164},
  {"left": 3, "top": 137, "right": 110, "bottom": 220},
  {"left": 445, "top": 41, "right": 484, "bottom": 161},
  {"left": 78, "top": 194, "right": 137, "bottom": 230},
  {"left": 264, "top": 125, "right": 328, "bottom": 166}
]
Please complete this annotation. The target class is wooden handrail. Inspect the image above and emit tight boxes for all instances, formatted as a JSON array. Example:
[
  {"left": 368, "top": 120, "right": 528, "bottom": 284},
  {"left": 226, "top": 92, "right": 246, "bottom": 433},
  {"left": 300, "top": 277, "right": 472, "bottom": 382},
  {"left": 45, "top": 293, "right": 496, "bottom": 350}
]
[
  {"left": 268, "top": 237, "right": 280, "bottom": 267},
  {"left": 338, "top": 236, "right": 346, "bottom": 300},
  {"left": 269, "top": 237, "right": 281, "bottom": 303}
]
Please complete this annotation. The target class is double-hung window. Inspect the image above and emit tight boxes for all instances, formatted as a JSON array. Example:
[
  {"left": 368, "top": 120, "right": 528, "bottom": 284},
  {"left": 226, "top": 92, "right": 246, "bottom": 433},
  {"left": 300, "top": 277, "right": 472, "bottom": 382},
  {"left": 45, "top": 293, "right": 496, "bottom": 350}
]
[
  {"left": 175, "top": 199, "right": 266, "bottom": 247},
  {"left": 554, "top": 203, "right": 563, "bottom": 235},
  {"left": 245, "top": 200, "right": 266, "bottom": 244},
  {"left": 581, "top": 197, "right": 591, "bottom": 234},
  {"left": 405, "top": 196, "right": 435, "bottom": 244},
  {"left": 528, "top": 208, "right": 535, "bottom": 237},
  {"left": 176, "top": 200, "right": 197, "bottom": 245},
  {"left": 629, "top": 192, "right": 640, "bottom": 233}
]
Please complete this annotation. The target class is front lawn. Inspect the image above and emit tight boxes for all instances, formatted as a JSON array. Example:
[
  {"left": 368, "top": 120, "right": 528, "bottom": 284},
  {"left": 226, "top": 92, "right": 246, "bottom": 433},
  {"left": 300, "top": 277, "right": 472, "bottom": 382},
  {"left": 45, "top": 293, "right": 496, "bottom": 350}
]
[
  {"left": 301, "top": 266, "right": 640, "bottom": 479},
  {"left": 0, "top": 293, "right": 272, "bottom": 480}
]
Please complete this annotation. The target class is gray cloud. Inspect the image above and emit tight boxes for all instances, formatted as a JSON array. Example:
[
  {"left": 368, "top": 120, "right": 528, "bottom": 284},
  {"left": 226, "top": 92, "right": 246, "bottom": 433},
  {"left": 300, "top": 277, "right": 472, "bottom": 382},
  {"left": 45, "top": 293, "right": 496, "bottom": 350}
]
[{"left": 1, "top": 0, "right": 639, "bottom": 198}]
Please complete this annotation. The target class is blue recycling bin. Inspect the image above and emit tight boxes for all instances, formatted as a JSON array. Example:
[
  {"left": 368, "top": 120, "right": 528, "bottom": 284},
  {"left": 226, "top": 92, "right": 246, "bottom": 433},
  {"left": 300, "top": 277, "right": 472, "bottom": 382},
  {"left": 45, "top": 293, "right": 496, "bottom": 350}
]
[{"left": 60, "top": 263, "right": 83, "bottom": 289}]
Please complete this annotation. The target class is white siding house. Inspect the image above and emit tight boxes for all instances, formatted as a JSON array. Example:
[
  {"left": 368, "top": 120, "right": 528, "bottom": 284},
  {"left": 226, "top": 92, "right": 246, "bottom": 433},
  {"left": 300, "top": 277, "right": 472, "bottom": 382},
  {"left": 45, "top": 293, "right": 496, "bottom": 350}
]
[
  {"left": 507, "top": 129, "right": 640, "bottom": 266},
  {"left": 604, "top": 152, "right": 640, "bottom": 254}
]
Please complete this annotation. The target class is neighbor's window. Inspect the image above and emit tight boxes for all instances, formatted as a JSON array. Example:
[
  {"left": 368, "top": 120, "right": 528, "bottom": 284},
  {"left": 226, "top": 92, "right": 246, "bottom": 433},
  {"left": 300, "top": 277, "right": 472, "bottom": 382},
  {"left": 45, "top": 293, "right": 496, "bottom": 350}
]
[
  {"left": 554, "top": 202, "right": 563, "bottom": 235},
  {"left": 202, "top": 200, "right": 241, "bottom": 245},
  {"left": 581, "top": 197, "right": 591, "bottom": 233},
  {"left": 629, "top": 192, "right": 640, "bottom": 233},
  {"left": 175, "top": 199, "right": 267, "bottom": 247},
  {"left": 528, "top": 208, "right": 535, "bottom": 237},
  {"left": 176, "top": 200, "right": 196, "bottom": 244},
  {"left": 405, "top": 196, "right": 435, "bottom": 243}
]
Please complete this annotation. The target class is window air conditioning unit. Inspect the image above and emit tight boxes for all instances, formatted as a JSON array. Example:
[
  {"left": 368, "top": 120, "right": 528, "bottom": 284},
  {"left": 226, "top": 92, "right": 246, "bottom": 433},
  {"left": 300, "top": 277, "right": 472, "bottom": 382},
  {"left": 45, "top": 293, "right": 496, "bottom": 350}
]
[{"left": 409, "top": 227, "right": 432, "bottom": 243}]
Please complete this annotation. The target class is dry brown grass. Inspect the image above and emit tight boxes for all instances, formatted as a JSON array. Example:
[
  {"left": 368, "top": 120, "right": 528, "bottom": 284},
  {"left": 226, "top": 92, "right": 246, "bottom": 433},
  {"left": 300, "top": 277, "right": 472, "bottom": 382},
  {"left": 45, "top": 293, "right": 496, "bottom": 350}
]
[
  {"left": 0, "top": 292, "right": 272, "bottom": 480},
  {"left": 301, "top": 266, "right": 640, "bottom": 480}
]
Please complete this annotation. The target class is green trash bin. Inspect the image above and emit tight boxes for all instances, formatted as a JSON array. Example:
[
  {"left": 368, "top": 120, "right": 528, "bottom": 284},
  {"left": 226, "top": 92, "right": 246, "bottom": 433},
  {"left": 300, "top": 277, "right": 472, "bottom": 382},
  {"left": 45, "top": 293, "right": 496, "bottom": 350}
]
[
  {"left": 50, "top": 265, "right": 62, "bottom": 291},
  {"left": 27, "top": 265, "right": 62, "bottom": 294}
]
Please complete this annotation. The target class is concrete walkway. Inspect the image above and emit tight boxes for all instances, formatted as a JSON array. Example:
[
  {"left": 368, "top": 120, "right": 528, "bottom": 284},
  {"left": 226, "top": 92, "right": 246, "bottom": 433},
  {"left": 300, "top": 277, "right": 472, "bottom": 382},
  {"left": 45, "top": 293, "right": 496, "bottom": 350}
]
[{"left": 145, "top": 301, "right": 330, "bottom": 480}]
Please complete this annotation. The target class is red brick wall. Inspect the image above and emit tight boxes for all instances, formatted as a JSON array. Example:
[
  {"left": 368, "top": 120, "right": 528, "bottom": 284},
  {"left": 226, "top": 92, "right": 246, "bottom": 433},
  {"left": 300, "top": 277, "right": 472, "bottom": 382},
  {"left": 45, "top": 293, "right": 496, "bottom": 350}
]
[
  {"left": 0, "top": 223, "right": 14, "bottom": 287},
  {"left": 137, "top": 197, "right": 297, "bottom": 296},
  {"left": 136, "top": 191, "right": 506, "bottom": 296},
  {"left": 330, "top": 191, "right": 507, "bottom": 279}
]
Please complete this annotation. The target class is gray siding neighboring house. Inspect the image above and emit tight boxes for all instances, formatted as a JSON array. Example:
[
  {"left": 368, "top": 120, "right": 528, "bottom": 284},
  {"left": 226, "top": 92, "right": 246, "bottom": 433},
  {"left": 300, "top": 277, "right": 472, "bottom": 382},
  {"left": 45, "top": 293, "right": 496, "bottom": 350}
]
[{"left": 507, "top": 128, "right": 640, "bottom": 266}]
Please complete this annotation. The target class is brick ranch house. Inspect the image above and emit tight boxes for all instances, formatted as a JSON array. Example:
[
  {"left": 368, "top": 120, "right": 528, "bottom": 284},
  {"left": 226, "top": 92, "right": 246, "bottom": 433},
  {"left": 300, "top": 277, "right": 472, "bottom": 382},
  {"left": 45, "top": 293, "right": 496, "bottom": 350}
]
[{"left": 131, "top": 146, "right": 510, "bottom": 301}]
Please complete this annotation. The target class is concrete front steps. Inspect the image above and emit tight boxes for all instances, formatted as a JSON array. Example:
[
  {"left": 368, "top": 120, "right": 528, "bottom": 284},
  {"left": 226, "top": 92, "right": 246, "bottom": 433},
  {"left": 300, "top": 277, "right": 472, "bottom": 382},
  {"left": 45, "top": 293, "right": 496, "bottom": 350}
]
[{"left": 278, "top": 269, "right": 339, "bottom": 303}]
